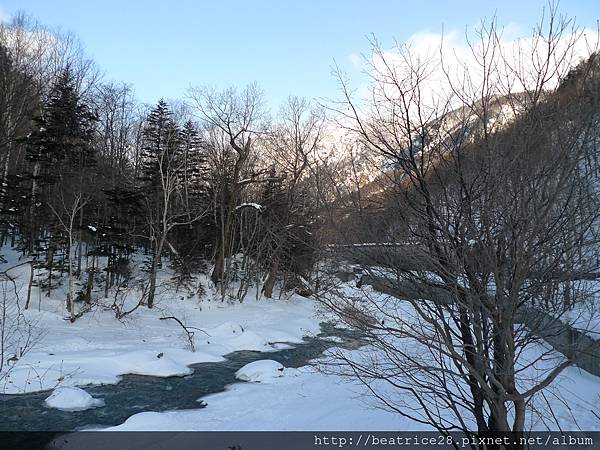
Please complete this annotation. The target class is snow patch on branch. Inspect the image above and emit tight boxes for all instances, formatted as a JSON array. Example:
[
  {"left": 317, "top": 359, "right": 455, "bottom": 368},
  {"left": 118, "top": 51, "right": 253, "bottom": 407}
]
[{"left": 235, "top": 203, "right": 263, "bottom": 212}]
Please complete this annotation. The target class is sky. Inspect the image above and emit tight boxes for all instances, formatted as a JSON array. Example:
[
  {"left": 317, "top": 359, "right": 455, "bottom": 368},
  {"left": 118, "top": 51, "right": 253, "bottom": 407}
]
[{"left": 0, "top": 0, "right": 598, "bottom": 109}]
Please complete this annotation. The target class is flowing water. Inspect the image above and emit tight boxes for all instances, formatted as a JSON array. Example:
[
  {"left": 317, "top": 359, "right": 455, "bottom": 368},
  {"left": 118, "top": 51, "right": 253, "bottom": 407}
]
[{"left": 0, "top": 323, "right": 363, "bottom": 432}]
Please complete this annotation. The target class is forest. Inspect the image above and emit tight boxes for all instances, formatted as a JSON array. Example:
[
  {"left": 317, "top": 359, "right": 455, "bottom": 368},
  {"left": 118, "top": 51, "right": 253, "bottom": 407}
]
[{"left": 0, "top": 14, "right": 338, "bottom": 317}]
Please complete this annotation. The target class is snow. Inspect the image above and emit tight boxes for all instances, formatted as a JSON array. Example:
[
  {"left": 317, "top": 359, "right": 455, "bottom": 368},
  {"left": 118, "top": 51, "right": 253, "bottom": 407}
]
[
  {"left": 102, "top": 281, "right": 600, "bottom": 432},
  {"left": 44, "top": 386, "right": 104, "bottom": 411},
  {"left": 106, "top": 341, "right": 600, "bottom": 432},
  {"left": 107, "top": 361, "right": 411, "bottom": 431},
  {"left": 0, "top": 250, "right": 322, "bottom": 394},
  {"left": 235, "top": 360, "right": 285, "bottom": 382},
  {"left": 235, "top": 203, "right": 263, "bottom": 211},
  {"left": 1, "top": 293, "right": 320, "bottom": 394},
  {"left": 559, "top": 285, "right": 600, "bottom": 340}
]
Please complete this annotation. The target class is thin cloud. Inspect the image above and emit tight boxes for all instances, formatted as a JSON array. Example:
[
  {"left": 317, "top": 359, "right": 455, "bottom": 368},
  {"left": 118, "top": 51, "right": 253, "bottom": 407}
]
[
  {"left": 367, "top": 24, "right": 597, "bottom": 113},
  {"left": 348, "top": 52, "right": 363, "bottom": 68}
]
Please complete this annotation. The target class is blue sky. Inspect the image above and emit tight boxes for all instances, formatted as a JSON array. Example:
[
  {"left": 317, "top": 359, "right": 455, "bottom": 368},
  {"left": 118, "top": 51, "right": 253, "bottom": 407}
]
[{"left": 1, "top": 1, "right": 598, "bottom": 108}]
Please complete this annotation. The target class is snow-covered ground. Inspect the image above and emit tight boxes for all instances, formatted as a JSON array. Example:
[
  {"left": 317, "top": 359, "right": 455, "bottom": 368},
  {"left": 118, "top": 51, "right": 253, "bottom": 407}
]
[
  {"left": 2, "top": 292, "right": 321, "bottom": 394},
  {"left": 234, "top": 359, "right": 286, "bottom": 382},
  {"left": 561, "top": 283, "right": 600, "bottom": 340},
  {"left": 0, "top": 248, "right": 322, "bottom": 395}
]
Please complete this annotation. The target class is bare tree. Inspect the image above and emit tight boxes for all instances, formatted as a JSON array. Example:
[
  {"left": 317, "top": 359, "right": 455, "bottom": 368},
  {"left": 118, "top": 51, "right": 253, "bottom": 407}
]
[
  {"left": 187, "top": 84, "right": 266, "bottom": 299},
  {"left": 0, "top": 41, "right": 38, "bottom": 212},
  {"left": 94, "top": 81, "right": 137, "bottom": 177},
  {"left": 0, "top": 264, "right": 39, "bottom": 390},
  {"left": 48, "top": 192, "right": 90, "bottom": 321},
  {"left": 259, "top": 97, "right": 325, "bottom": 297},
  {"left": 322, "top": 8, "right": 600, "bottom": 442}
]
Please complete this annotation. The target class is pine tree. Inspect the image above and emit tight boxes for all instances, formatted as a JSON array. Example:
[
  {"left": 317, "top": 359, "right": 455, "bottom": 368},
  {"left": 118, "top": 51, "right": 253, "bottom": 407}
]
[
  {"left": 139, "top": 100, "right": 194, "bottom": 308},
  {"left": 178, "top": 120, "right": 209, "bottom": 211},
  {"left": 139, "top": 99, "right": 180, "bottom": 191},
  {"left": 26, "top": 68, "right": 97, "bottom": 188},
  {"left": 23, "top": 67, "right": 98, "bottom": 293},
  {"left": 169, "top": 120, "right": 211, "bottom": 288}
]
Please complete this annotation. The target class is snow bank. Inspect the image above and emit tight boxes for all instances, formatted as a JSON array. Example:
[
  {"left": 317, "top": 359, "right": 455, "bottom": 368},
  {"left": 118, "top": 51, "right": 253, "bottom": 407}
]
[
  {"left": 235, "top": 360, "right": 285, "bottom": 382},
  {"left": 44, "top": 386, "right": 104, "bottom": 411},
  {"left": 107, "top": 362, "right": 410, "bottom": 431},
  {"left": 1, "top": 254, "right": 321, "bottom": 394}
]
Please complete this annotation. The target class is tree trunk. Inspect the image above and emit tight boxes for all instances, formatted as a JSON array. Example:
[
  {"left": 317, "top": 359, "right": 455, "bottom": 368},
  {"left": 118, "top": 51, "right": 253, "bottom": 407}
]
[
  {"left": 147, "top": 255, "right": 158, "bottom": 309},
  {"left": 46, "top": 242, "right": 54, "bottom": 296},
  {"left": 0, "top": 142, "right": 12, "bottom": 212},
  {"left": 104, "top": 252, "right": 111, "bottom": 298},
  {"left": 68, "top": 231, "right": 76, "bottom": 320},
  {"left": 25, "top": 260, "right": 34, "bottom": 310},
  {"left": 76, "top": 240, "right": 83, "bottom": 277},
  {"left": 211, "top": 247, "right": 225, "bottom": 286},
  {"left": 85, "top": 256, "right": 95, "bottom": 304},
  {"left": 262, "top": 251, "right": 280, "bottom": 299},
  {"left": 147, "top": 234, "right": 166, "bottom": 309}
]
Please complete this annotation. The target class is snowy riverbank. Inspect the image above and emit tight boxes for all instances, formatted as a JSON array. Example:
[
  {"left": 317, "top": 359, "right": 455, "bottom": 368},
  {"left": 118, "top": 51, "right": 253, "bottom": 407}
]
[
  {"left": 0, "top": 248, "right": 323, "bottom": 395},
  {"left": 106, "top": 349, "right": 600, "bottom": 432},
  {"left": 2, "top": 249, "right": 600, "bottom": 432},
  {"left": 106, "top": 283, "right": 600, "bottom": 432}
]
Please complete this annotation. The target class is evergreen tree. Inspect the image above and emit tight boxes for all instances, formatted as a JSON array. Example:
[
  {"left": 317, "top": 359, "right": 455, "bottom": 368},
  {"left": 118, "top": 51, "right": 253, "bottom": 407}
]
[
  {"left": 26, "top": 67, "right": 97, "bottom": 292},
  {"left": 139, "top": 99, "right": 180, "bottom": 191},
  {"left": 169, "top": 120, "right": 211, "bottom": 288},
  {"left": 178, "top": 119, "right": 209, "bottom": 210},
  {"left": 26, "top": 68, "right": 97, "bottom": 186}
]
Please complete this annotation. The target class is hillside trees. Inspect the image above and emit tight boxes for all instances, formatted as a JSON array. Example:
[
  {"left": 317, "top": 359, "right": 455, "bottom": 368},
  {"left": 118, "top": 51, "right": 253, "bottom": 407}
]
[
  {"left": 186, "top": 87, "right": 327, "bottom": 300},
  {"left": 95, "top": 81, "right": 137, "bottom": 176},
  {"left": 0, "top": 11, "right": 333, "bottom": 323},
  {"left": 0, "top": 43, "right": 38, "bottom": 218}
]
